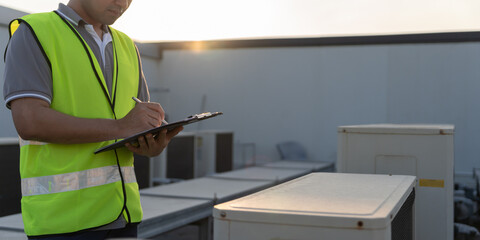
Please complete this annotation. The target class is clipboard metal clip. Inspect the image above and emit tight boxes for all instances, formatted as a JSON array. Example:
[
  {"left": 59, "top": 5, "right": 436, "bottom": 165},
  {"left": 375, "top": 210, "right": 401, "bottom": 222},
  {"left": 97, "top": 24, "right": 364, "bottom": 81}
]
[{"left": 190, "top": 112, "right": 215, "bottom": 119}]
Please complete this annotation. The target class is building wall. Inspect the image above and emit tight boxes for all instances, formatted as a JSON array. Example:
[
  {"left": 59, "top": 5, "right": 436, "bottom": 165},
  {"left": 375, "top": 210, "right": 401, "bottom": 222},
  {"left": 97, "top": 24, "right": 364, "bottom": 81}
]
[
  {"left": 386, "top": 42, "right": 480, "bottom": 174},
  {"left": 1, "top": 6, "right": 479, "bottom": 174},
  {"left": 152, "top": 42, "right": 480, "bottom": 173}
]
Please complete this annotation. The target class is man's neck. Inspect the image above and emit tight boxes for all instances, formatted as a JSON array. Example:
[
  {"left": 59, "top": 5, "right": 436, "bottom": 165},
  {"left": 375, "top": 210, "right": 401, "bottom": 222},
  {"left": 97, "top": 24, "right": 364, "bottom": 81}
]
[{"left": 91, "top": 24, "right": 104, "bottom": 39}]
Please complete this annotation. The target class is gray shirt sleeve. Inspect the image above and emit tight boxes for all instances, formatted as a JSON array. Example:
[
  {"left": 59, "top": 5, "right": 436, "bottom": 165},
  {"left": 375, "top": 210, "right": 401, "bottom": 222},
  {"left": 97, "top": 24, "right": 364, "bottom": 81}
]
[
  {"left": 135, "top": 45, "right": 150, "bottom": 102},
  {"left": 3, "top": 23, "right": 53, "bottom": 109},
  {"left": 3, "top": 23, "right": 151, "bottom": 109}
]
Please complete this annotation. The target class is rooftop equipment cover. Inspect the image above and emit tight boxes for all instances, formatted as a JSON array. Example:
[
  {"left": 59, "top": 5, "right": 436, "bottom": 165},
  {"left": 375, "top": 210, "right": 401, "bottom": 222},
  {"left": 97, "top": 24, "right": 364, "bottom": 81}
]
[
  {"left": 338, "top": 123, "right": 454, "bottom": 135},
  {"left": 213, "top": 172, "right": 416, "bottom": 240}
]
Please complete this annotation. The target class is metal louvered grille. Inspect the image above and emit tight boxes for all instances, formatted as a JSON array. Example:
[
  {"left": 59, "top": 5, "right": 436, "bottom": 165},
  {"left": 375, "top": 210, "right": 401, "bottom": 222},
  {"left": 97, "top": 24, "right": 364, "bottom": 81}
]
[{"left": 392, "top": 188, "right": 415, "bottom": 240}]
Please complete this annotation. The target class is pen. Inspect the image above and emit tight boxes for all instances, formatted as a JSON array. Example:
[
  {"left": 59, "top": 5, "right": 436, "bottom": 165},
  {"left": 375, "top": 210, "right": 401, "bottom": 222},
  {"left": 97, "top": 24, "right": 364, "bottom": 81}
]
[{"left": 132, "top": 97, "right": 169, "bottom": 125}]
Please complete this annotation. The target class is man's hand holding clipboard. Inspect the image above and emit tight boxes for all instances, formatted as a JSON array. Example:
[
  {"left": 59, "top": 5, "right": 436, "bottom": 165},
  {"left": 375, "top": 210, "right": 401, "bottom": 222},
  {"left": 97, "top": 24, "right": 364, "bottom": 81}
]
[{"left": 94, "top": 111, "right": 223, "bottom": 155}]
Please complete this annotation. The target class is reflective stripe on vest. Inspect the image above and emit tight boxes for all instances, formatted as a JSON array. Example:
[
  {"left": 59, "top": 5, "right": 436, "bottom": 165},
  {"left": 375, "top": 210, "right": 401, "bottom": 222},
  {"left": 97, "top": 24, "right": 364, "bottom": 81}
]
[{"left": 22, "top": 165, "right": 136, "bottom": 196}]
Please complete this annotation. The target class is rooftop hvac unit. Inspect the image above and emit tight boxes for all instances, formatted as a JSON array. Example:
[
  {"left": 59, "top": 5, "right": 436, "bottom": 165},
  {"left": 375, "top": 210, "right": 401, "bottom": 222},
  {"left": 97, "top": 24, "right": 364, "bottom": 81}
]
[
  {"left": 133, "top": 154, "right": 152, "bottom": 189},
  {"left": 196, "top": 130, "right": 233, "bottom": 173},
  {"left": 166, "top": 131, "right": 233, "bottom": 180},
  {"left": 337, "top": 124, "right": 454, "bottom": 240},
  {"left": 214, "top": 173, "right": 416, "bottom": 240},
  {"left": 0, "top": 138, "right": 21, "bottom": 217},
  {"left": 166, "top": 132, "right": 204, "bottom": 179}
]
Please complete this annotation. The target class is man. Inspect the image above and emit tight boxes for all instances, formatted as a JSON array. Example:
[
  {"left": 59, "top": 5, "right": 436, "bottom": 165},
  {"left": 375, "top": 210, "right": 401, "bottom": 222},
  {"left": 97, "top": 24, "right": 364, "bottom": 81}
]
[{"left": 3, "top": 0, "right": 182, "bottom": 239}]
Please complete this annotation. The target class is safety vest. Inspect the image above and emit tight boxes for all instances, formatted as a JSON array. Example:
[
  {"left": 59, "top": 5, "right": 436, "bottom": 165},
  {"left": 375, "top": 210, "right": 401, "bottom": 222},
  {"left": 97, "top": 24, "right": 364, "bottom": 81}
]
[{"left": 9, "top": 11, "right": 142, "bottom": 236}]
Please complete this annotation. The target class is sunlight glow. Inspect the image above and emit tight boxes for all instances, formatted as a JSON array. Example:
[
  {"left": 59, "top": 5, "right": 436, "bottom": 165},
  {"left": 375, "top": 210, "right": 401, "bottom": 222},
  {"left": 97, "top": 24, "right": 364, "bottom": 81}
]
[
  {"left": 191, "top": 41, "right": 206, "bottom": 53},
  {"left": 0, "top": 0, "right": 479, "bottom": 42}
]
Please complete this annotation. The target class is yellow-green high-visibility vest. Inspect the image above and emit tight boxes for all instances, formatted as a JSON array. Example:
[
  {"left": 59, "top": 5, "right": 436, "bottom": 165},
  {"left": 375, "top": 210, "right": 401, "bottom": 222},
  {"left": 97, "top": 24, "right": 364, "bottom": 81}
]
[{"left": 9, "top": 11, "right": 142, "bottom": 237}]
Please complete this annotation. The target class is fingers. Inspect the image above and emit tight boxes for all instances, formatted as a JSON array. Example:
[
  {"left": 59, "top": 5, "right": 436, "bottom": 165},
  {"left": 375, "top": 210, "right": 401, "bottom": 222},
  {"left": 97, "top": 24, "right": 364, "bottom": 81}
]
[
  {"left": 125, "top": 142, "right": 141, "bottom": 155},
  {"left": 125, "top": 127, "right": 183, "bottom": 157},
  {"left": 130, "top": 102, "right": 165, "bottom": 128},
  {"left": 143, "top": 102, "right": 165, "bottom": 121},
  {"left": 119, "top": 101, "right": 168, "bottom": 144},
  {"left": 125, "top": 134, "right": 157, "bottom": 156},
  {"left": 141, "top": 103, "right": 166, "bottom": 127},
  {"left": 146, "top": 117, "right": 160, "bottom": 128},
  {"left": 152, "top": 103, "right": 165, "bottom": 121},
  {"left": 166, "top": 126, "right": 183, "bottom": 140},
  {"left": 145, "top": 133, "right": 157, "bottom": 148}
]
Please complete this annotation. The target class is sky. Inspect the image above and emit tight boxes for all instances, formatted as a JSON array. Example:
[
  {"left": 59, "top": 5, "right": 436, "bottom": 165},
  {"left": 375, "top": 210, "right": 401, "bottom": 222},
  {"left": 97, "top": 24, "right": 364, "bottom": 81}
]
[{"left": 0, "top": 0, "right": 479, "bottom": 42}]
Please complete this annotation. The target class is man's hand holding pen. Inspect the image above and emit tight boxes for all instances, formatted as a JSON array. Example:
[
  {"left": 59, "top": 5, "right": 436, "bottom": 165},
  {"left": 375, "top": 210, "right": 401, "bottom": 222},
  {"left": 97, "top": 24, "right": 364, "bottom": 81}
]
[
  {"left": 118, "top": 97, "right": 183, "bottom": 157},
  {"left": 132, "top": 97, "right": 169, "bottom": 125},
  {"left": 118, "top": 98, "right": 165, "bottom": 136}
]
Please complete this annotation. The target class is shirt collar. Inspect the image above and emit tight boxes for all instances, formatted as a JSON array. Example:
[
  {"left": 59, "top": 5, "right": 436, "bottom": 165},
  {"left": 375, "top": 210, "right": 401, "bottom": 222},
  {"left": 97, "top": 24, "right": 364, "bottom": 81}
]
[{"left": 57, "top": 3, "right": 109, "bottom": 33}]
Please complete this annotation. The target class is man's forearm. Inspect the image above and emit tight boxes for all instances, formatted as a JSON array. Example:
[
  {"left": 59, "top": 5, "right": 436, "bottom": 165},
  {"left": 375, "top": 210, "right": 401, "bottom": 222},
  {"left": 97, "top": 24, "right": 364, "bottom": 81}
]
[{"left": 11, "top": 98, "right": 125, "bottom": 144}]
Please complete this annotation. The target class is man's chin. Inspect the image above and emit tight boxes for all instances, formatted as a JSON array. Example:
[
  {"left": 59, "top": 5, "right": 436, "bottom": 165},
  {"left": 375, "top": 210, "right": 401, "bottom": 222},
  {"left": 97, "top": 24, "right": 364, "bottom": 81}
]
[
  {"left": 101, "top": 13, "right": 122, "bottom": 26},
  {"left": 103, "top": 18, "right": 119, "bottom": 26}
]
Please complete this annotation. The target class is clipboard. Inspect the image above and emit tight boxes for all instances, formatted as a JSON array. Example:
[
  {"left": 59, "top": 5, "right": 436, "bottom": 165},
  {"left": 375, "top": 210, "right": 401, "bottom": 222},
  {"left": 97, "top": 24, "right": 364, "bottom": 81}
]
[{"left": 94, "top": 112, "right": 223, "bottom": 154}]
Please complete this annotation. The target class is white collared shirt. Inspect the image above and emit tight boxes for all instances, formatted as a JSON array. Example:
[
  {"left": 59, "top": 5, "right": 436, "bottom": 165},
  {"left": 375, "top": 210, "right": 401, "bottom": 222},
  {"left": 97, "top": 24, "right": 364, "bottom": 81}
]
[
  {"left": 84, "top": 24, "right": 112, "bottom": 68},
  {"left": 56, "top": 10, "right": 112, "bottom": 68}
]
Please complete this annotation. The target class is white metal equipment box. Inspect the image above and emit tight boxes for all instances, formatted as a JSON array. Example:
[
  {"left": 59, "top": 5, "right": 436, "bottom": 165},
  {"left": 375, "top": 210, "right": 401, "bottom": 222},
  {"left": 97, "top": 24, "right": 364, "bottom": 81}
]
[
  {"left": 337, "top": 124, "right": 454, "bottom": 240},
  {"left": 214, "top": 173, "right": 416, "bottom": 240},
  {"left": 196, "top": 130, "right": 234, "bottom": 174},
  {"left": 165, "top": 131, "right": 234, "bottom": 180}
]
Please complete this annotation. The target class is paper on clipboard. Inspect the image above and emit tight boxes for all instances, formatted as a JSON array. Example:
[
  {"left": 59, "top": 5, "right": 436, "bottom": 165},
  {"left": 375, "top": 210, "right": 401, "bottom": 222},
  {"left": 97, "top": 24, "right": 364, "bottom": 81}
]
[{"left": 94, "top": 112, "right": 223, "bottom": 154}]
